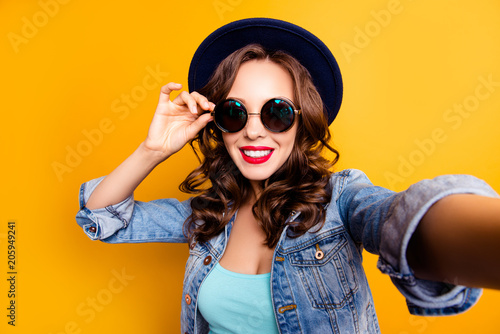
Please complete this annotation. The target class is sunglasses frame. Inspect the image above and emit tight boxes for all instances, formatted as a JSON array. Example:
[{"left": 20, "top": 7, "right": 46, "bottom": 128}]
[{"left": 210, "top": 97, "right": 301, "bottom": 133}]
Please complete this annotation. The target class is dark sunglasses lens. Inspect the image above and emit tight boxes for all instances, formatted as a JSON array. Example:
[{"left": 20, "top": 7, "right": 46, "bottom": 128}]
[
  {"left": 215, "top": 100, "right": 247, "bottom": 132},
  {"left": 261, "top": 99, "right": 295, "bottom": 132}
]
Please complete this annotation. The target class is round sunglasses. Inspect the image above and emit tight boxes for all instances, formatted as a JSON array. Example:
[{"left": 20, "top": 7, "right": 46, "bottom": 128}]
[{"left": 210, "top": 97, "right": 301, "bottom": 133}]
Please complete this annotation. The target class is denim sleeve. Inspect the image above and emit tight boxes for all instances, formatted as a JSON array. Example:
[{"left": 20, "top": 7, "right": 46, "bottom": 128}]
[
  {"left": 336, "top": 169, "right": 499, "bottom": 316},
  {"left": 75, "top": 176, "right": 191, "bottom": 244}
]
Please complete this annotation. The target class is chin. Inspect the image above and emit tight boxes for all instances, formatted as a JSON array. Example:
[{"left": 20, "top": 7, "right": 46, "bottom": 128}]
[{"left": 239, "top": 168, "right": 276, "bottom": 183}]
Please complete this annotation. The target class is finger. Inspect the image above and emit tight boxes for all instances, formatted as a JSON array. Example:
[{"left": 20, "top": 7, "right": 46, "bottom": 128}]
[
  {"left": 173, "top": 91, "right": 200, "bottom": 115},
  {"left": 208, "top": 102, "right": 216, "bottom": 112},
  {"left": 190, "top": 92, "right": 212, "bottom": 112},
  {"left": 158, "top": 82, "right": 182, "bottom": 104},
  {"left": 185, "top": 113, "right": 213, "bottom": 138}
]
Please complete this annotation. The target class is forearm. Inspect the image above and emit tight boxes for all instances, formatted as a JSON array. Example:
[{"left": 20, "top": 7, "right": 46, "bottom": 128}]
[
  {"left": 85, "top": 142, "right": 167, "bottom": 210},
  {"left": 407, "top": 194, "right": 500, "bottom": 289}
]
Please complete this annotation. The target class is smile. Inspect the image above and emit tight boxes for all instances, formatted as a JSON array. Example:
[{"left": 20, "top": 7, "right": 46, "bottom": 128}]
[
  {"left": 242, "top": 149, "right": 272, "bottom": 158},
  {"left": 239, "top": 146, "right": 274, "bottom": 164}
]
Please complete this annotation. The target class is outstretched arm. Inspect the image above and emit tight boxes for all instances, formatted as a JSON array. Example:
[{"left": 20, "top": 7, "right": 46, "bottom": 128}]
[{"left": 407, "top": 194, "right": 500, "bottom": 289}]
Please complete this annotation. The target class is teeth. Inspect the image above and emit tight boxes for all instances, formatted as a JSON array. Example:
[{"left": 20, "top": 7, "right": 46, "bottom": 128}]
[{"left": 243, "top": 149, "right": 272, "bottom": 158}]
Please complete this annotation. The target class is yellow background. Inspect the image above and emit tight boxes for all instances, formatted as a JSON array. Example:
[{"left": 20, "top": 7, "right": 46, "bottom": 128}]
[{"left": 2, "top": 0, "right": 500, "bottom": 333}]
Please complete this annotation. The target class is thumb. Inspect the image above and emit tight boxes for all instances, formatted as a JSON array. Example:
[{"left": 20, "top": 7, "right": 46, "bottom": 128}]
[{"left": 184, "top": 113, "right": 213, "bottom": 139}]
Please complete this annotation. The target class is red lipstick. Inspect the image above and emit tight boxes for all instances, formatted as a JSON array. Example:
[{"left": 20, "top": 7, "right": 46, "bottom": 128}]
[{"left": 239, "top": 146, "right": 274, "bottom": 164}]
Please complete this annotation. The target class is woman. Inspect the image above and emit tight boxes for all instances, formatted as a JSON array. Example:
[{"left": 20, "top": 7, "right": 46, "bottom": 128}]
[{"left": 76, "top": 18, "right": 500, "bottom": 333}]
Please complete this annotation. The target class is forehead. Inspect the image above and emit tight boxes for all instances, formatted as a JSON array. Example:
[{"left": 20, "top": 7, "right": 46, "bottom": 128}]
[{"left": 227, "top": 60, "right": 294, "bottom": 104}]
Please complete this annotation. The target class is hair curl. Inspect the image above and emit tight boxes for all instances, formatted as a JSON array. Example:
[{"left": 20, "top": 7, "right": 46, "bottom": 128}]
[{"left": 180, "top": 44, "right": 339, "bottom": 248}]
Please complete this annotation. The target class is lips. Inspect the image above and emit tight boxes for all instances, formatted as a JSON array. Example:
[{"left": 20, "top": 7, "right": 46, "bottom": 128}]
[{"left": 239, "top": 146, "right": 274, "bottom": 164}]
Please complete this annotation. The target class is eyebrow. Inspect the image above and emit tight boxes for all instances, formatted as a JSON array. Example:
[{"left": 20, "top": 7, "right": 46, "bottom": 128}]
[
  {"left": 225, "top": 96, "right": 293, "bottom": 105},
  {"left": 226, "top": 96, "right": 246, "bottom": 104}
]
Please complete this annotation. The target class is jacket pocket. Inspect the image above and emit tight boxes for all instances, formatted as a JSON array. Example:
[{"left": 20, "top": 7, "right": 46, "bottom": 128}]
[{"left": 289, "top": 231, "right": 358, "bottom": 309}]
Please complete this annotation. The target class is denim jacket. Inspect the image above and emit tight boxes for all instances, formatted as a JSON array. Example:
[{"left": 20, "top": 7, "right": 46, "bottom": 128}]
[{"left": 75, "top": 169, "right": 498, "bottom": 333}]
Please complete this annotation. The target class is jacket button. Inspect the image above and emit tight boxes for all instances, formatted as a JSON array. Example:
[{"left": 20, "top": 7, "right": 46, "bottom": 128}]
[
  {"left": 190, "top": 242, "right": 196, "bottom": 250},
  {"left": 185, "top": 294, "right": 191, "bottom": 305},
  {"left": 315, "top": 250, "right": 324, "bottom": 260},
  {"left": 89, "top": 226, "right": 96, "bottom": 233},
  {"left": 203, "top": 255, "right": 212, "bottom": 265}
]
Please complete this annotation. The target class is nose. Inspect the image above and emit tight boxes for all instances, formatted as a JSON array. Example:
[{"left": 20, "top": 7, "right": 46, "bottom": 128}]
[{"left": 243, "top": 113, "right": 266, "bottom": 140}]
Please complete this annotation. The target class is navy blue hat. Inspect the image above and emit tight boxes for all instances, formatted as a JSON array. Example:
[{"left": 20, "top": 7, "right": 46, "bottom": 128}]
[{"left": 188, "top": 18, "right": 343, "bottom": 125}]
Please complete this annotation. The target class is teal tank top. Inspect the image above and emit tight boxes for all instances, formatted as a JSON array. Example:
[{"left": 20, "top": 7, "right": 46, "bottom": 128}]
[{"left": 198, "top": 262, "right": 279, "bottom": 333}]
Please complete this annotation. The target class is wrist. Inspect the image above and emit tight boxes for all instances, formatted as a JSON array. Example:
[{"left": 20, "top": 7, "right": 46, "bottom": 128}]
[{"left": 137, "top": 141, "right": 170, "bottom": 167}]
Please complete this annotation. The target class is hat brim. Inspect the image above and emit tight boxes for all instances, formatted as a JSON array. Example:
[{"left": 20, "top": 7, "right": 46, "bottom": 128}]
[{"left": 188, "top": 18, "right": 343, "bottom": 125}]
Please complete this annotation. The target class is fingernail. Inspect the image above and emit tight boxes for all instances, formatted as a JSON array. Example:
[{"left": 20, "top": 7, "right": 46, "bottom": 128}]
[
  {"left": 191, "top": 106, "right": 197, "bottom": 114},
  {"left": 204, "top": 101, "right": 209, "bottom": 109}
]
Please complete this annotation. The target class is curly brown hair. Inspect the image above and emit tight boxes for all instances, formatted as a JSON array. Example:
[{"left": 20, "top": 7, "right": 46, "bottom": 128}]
[{"left": 180, "top": 44, "right": 339, "bottom": 248}]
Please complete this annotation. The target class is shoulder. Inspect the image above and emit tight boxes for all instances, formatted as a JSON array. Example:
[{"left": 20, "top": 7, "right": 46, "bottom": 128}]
[
  {"left": 328, "top": 169, "right": 374, "bottom": 198},
  {"left": 329, "top": 169, "right": 372, "bottom": 184}
]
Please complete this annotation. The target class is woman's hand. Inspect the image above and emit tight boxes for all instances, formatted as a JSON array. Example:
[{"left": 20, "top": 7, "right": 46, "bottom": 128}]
[
  {"left": 142, "top": 82, "right": 214, "bottom": 162},
  {"left": 85, "top": 82, "right": 213, "bottom": 210}
]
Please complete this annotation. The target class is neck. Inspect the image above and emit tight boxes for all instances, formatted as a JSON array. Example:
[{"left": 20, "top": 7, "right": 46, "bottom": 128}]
[{"left": 248, "top": 180, "right": 263, "bottom": 202}]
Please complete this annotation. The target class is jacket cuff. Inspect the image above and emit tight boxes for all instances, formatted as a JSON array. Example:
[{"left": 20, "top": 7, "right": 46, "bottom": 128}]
[
  {"left": 75, "top": 176, "right": 135, "bottom": 240},
  {"left": 377, "top": 174, "right": 498, "bottom": 315}
]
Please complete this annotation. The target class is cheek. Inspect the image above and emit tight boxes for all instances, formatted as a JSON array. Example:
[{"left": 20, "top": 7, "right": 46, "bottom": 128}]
[
  {"left": 222, "top": 133, "right": 237, "bottom": 153},
  {"left": 284, "top": 127, "right": 298, "bottom": 151},
  {"left": 285, "top": 132, "right": 299, "bottom": 160}
]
